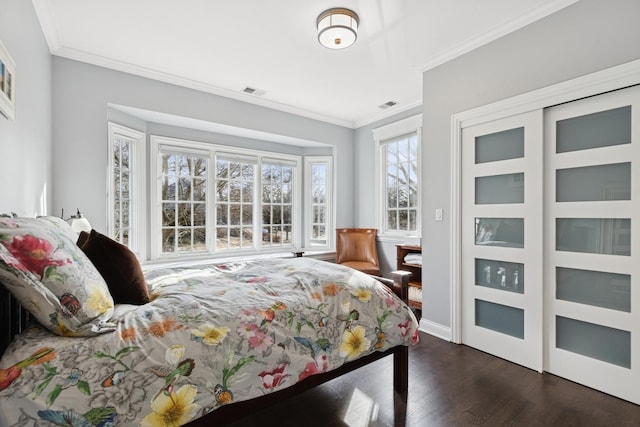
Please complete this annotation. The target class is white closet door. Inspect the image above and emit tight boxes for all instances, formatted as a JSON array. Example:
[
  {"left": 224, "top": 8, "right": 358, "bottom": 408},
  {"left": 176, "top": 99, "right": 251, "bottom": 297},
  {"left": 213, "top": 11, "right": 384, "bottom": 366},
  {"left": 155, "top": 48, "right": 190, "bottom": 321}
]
[
  {"left": 545, "top": 86, "right": 640, "bottom": 404},
  {"left": 461, "top": 110, "right": 544, "bottom": 371}
]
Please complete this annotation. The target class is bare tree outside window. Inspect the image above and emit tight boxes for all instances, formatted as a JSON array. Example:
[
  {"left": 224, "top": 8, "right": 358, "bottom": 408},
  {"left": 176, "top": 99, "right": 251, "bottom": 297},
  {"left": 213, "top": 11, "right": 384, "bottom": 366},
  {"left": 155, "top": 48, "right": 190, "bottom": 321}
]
[
  {"left": 262, "top": 163, "right": 293, "bottom": 247},
  {"left": 385, "top": 134, "right": 418, "bottom": 233},
  {"left": 216, "top": 159, "right": 255, "bottom": 250},
  {"left": 161, "top": 152, "right": 207, "bottom": 253},
  {"left": 311, "top": 163, "right": 327, "bottom": 246},
  {"left": 113, "top": 137, "right": 131, "bottom": 245}
]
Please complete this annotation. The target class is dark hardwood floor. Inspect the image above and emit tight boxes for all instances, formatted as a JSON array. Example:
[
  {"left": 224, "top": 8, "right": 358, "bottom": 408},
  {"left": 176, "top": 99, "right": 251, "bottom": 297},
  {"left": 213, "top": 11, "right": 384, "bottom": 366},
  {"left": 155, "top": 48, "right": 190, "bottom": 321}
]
[{"left": 226, "top": 332, "right": 640, "bottom": 426}]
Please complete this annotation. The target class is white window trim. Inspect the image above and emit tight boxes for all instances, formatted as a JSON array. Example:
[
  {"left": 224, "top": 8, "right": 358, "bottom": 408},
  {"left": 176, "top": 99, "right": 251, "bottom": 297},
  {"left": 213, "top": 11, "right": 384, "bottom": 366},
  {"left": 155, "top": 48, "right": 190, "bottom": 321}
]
[
  {"left": 373, "top": 113, "right": 423, "bottom": 240},
  {"left": 149, "top": 135, "right": 302, "bottom": 261},
  {"left": 107, "top": 122, "right": 146, "bottom": 260},
  {"left": 304, "top": 156, "right": 333, "bottom": 250}
]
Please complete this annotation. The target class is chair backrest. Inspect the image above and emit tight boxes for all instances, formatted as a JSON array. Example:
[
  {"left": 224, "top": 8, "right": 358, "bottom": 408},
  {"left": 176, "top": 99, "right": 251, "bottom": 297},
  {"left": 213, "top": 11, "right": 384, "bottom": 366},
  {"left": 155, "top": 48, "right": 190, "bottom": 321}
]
[{"left": 335, "top": 228, "right": 380, "bottom": 266}]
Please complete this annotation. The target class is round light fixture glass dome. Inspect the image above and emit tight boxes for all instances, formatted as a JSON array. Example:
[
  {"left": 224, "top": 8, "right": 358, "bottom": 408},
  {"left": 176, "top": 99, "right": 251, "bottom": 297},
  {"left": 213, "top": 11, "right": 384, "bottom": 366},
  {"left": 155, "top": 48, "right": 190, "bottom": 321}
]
[{"left": 317, "top": 8, "right": 359, "bottom": 49}]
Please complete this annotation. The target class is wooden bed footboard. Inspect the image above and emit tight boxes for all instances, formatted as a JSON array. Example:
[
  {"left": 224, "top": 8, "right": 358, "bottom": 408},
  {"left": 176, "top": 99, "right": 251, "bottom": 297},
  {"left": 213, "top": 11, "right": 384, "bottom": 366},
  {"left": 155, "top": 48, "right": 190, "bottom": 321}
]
[{"left": 0, "top": 285, "right": 30, "bottom": 356}]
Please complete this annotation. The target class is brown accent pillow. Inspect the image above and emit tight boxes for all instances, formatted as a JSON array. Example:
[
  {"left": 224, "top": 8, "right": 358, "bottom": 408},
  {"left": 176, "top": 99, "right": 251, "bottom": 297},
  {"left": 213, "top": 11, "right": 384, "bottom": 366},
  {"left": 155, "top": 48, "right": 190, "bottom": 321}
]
[{"left": 77, "top": 230, "right": 149, "bottom": 305}]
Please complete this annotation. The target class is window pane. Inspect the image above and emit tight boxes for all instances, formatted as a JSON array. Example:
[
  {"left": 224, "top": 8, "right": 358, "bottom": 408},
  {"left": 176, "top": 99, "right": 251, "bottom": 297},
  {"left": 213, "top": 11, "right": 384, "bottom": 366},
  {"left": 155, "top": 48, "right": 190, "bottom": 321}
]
[
  {"left": 120, "top": 142, "right": 129, "bottom": 169},
  {"left": 282, "top": 226, "right": 292, "bottom": 244},
  {"left": 121, "top": 170, "right": 130, "bottom": 199},
  {"left": 229, "top": 227, "right": 241, "bottom": 248},
  {"left": 162, "top": 229, "right": 175, "bottom": 252},
  {"left": 177, "top": 203, "right": 191, "bottom": 227},
  {"left": 399, "top": 210, "right": 408, "bottom": 230},
  {"left": 163, "top": 203, "right": 176, "bottom": 226},
  {"left": 194, "top": 228, "right": 206, "bottom": 251},
  {"left": 177, "top": 229, "right": 191, "bottom": 251},
  {"left": 217, "top": 160, "right": 228, "bottom": 178},
  {"left": 216, "top": 204, "right": 227, "bottom": 225},
  {"left": 388, "top": 211, "right": 397, "bottom": 230},
  {"left": 194, "top": 204, "right": 206, "bottom": 227},
  {"left": 121, "top": 200, "right": 130, "bottom": 227},
  {"left": 242, "top": 227, "right": 253, "bottom": 246},
  {"left": 217, "top": 180, "right": 228, "bottom": 202},
  {"left": 193, "top": 178, "right": 206, "bottom": 201},
  {"left": 216, "top": 227, "right": 228, "bottom": 249},
  {"left": 242, "top": 182, "right": 253, "bottom": 203},
  {"left": 230, "top": 205, "right": 241, "bottom": 225},
  {"left": 242, "top": 205, "right": 253, "bottom": 225},
  {"left": 283, "top": 205, "right": 292, "bottom": 225}
]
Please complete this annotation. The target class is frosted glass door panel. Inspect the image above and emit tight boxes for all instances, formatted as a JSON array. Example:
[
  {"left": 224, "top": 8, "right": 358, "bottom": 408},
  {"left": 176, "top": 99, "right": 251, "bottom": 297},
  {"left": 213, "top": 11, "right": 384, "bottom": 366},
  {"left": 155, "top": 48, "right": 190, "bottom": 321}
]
[
  {"left": 475, "top": 218, "right": 524, "bottom": 248},
  {"left": 475, "top": 173, "right": 524, "bottom": 204},
  {"left": 556, "top": 267, "right": 630, "bottom": 312},
  {"left": 556, "top": 106, "right": 631, "bottom": 153},
  {"left": 556, "top": 163, "right": 630, "bottom": 202},
  {"left": 556, "top": 218, "right": 630, "bottom": 256},
  {"left": 475, "top": 127, "right": 524, "bottom": 163},
  {"left": 556, "top": 316, "right": 630, "bottom": 368},
  {"left": 475, "top": 258, "right": 524, "bottom": 293},
  {"left": 475, "top": 299, "right": 524, "bottom": 339}
]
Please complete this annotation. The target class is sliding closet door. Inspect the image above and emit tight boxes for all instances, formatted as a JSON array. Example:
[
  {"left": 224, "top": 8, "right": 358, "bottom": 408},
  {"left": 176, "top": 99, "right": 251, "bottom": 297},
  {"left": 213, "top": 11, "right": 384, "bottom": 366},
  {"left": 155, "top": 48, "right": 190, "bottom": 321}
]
[
  {"left": 461, "top": 111, "right": 544, "bottom": 371},
  {"left": 545, "top": 86, "right": 640, "bottom": 404}
]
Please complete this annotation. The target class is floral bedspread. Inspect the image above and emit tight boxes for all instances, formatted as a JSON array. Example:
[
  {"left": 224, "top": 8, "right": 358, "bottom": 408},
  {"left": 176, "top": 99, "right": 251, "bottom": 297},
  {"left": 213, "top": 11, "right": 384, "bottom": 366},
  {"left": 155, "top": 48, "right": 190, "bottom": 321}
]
[{"left": 0, "top": 257, "right": 419, "bottom": 426}]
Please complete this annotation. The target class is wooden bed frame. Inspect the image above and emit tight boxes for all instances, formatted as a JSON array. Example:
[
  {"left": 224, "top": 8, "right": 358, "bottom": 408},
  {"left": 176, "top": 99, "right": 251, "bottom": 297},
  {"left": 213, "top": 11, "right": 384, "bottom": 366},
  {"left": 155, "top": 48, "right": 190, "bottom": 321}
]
[{"left": 0, "top": 271, "right": 412, "bottom": 426}]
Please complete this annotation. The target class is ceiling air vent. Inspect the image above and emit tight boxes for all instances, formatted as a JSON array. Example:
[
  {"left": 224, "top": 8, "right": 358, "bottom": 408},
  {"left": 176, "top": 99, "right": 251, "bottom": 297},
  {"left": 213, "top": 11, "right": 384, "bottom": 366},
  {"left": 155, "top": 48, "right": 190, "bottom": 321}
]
[
  {"left": 242, "top": 86, "right": 267, "bottom": 97},
  {"left": 378, "top": 100, "right": 398, "bottom": 109}
]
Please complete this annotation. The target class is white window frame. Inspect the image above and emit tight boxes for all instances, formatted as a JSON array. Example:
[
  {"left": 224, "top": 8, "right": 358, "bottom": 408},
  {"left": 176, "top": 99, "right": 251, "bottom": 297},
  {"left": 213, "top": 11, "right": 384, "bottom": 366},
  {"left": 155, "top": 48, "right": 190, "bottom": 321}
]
[
  {"left": 373, "top": 114, "right": 423, "bottom": 240},
  {"left": 107, "top": 122, "right": 146, "bottom": 259},
  {"left": 149, "top": 135, "right": 302, "bottom": 261},
  {"left": 304, "top": 156, "right": 334, "bottom": 250}
]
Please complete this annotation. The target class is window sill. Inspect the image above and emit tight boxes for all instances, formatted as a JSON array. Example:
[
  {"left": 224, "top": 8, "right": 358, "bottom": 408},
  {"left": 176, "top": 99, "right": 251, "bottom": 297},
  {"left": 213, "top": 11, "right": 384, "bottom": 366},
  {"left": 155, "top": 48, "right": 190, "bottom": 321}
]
[{"left": 142, "top": 250, "right": 336, "bottom": 271}]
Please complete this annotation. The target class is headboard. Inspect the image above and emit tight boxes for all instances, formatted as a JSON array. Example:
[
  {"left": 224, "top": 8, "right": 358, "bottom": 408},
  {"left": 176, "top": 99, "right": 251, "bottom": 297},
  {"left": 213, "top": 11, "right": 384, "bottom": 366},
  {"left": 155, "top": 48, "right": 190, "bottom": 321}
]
[{"left": 0, "top": 285, "right": 30, "bottom": 356}]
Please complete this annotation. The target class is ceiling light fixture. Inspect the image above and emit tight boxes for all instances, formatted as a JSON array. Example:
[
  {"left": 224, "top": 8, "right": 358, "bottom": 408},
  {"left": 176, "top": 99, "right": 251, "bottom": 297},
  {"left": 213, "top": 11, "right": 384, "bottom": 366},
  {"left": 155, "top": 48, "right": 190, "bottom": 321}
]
[{"left": 317, "top": 8, "right": 359, "bottom": 50}]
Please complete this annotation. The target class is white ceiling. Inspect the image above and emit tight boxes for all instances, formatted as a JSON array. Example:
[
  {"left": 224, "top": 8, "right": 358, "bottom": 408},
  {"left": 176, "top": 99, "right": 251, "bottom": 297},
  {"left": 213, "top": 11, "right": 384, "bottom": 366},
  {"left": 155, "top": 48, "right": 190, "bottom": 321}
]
[{"left": 32, "top": 0, "right": 577, "bottom": 128}]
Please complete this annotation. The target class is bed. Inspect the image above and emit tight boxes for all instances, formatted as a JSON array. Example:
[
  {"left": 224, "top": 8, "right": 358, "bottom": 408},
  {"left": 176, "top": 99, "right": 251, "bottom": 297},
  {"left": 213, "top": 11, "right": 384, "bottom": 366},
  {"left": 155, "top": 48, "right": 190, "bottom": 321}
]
[{"left": 0, "top": 216, "right": 419, "bottom": 426}]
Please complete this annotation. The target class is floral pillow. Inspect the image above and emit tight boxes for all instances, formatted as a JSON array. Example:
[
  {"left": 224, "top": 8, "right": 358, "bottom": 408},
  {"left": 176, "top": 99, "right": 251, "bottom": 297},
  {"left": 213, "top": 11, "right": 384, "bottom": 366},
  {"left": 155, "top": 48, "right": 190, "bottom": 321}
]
[{"left": 0, "top": 216, "right": 116, "bottom": 336}]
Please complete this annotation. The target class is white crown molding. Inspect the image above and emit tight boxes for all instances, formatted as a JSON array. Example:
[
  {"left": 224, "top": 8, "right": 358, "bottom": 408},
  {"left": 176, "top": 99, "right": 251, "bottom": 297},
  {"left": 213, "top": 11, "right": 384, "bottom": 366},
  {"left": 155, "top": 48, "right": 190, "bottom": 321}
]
[
  {"left": 416, "top": 0, "right": 579, "bottom": 72},
  {"left": 31, "top": 0, "right": 61, "bottom": 53}
]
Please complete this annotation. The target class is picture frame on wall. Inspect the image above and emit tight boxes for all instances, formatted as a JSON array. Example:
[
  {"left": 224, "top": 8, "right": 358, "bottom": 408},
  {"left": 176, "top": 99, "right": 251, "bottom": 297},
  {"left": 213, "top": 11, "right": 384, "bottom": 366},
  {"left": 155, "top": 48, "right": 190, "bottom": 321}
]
[{"left": 0, "top": 38, "right": 15, "bottom": 120}]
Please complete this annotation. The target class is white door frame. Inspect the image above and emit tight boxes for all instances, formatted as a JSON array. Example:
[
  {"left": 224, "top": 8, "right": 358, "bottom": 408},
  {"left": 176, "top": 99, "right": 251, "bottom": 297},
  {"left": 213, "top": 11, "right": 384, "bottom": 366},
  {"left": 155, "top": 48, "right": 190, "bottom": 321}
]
[{"left": 451, "top": 59, "right": 640, "bottom": 344}]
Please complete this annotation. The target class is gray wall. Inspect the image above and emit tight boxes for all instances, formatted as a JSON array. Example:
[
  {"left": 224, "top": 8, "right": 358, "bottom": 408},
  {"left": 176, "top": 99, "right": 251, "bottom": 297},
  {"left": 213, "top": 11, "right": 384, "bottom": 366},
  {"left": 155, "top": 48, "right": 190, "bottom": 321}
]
[
  {"left": 0, "top": 0, "right": 52, "bottom": 216},
  {"left": 52, "top": 57, "right": 354, "bottom": 233},
  {"left": 353, "top": 105, "right": 423, "bottom": 275},
  {"left": 421, "top": 0, "right": 640, "bottom": 328}
]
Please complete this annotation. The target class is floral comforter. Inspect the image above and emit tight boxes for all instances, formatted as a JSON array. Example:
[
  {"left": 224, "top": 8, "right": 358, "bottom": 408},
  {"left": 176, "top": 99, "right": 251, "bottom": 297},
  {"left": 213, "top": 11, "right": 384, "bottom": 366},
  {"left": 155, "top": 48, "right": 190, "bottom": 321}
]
[{"left": 0, "top": 257, "right": 419, "bottom": 426}]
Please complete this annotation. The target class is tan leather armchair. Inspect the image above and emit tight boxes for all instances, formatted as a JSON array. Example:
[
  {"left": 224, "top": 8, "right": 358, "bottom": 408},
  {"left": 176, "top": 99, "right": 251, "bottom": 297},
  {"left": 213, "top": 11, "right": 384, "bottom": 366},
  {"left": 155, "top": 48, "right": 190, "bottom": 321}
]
[{"left": 335, "top": 228, "right": 381, "bottom": 276}]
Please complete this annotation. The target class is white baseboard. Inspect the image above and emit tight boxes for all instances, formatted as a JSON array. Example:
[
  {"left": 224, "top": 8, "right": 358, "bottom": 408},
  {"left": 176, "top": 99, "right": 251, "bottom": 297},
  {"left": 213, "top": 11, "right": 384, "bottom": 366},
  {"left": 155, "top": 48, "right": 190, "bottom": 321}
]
[{"left": 419, "top": 318, "right": 451, "bottom": 342}]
